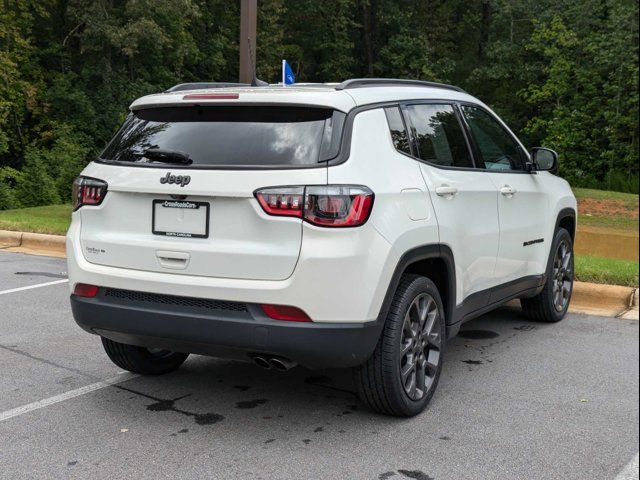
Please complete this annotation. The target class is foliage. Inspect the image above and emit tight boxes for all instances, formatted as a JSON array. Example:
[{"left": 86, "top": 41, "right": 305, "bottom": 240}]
[{"left": 0, "top": 0, "right": 638, "bottom": 209}]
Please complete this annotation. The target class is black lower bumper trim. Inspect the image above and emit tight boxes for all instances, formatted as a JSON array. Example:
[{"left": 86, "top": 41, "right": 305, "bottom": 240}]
[{"left": 70, "top": 294, "right": 382, "bottom": 369}]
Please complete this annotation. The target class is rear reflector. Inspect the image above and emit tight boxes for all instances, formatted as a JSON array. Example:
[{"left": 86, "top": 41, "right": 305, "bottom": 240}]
[
  {"left": 261, "top": 304, "right": 311, "bottom": 322},
  {"left": 182, "top": 93, "right": 240, "bottom": 100},
  {"left": 73, "top": 283, "right": 99, "bottom": 298}
]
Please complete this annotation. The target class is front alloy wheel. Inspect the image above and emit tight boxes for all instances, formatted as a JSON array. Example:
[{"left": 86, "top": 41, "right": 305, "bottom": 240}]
[
  {"left": 552, "top": 239, "right": 573, "bottom": 312},
  {"left": 521, "top": 227, "right": 574, "bottom": 323}
]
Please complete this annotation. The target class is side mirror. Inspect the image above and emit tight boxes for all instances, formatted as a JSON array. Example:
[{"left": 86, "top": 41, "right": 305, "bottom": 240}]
[{"left": 531, "top": 147, "right": 558, "bottom": 173}]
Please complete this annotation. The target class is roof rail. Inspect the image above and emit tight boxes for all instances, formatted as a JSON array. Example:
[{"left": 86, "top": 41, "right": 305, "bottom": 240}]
[
  {"left": 335, "top": 78, "right": 466, "bottom": 93},
  {"left": 165, "top": 82, "right": 249, "bottom": 93}
]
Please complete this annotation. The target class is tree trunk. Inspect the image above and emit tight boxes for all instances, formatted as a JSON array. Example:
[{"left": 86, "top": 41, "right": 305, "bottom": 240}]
[{"left": 478, "top": 1, "right": 491, "bottom": 59}]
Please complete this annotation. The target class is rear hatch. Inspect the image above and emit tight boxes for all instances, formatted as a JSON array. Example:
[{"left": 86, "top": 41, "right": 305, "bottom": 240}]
[{"left": 78, "top": 103, "right": 346, "bottom": 280}]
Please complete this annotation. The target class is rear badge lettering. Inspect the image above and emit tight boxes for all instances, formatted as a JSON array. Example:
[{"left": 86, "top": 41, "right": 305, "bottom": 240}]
[{"left": 160, "top": 172, "right": 191, "bottom": 187}]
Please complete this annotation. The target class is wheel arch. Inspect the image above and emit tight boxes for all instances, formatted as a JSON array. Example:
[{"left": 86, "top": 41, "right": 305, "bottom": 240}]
[
  {"left": 555, "top": 207, "right": 577, "bottom": 241},
  {"left": 376, "top": 245, "right": 456, "bottom": 328}
]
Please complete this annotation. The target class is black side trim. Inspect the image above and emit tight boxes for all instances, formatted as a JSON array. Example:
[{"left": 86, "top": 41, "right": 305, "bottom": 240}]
[{"left": 452, "top": 275, "right": 546, "bottom": 326}]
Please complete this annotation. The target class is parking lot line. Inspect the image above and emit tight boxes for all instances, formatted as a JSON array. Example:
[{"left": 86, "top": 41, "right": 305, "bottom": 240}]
[
  {"left": 0, "top": 279, "right": 68, "bottom": 296},
  {"left": 0, "top": 372, "right": 138, "bottom": 423},
  {"left": 616, "top": 453, "right": 640, "bottom": 480}
]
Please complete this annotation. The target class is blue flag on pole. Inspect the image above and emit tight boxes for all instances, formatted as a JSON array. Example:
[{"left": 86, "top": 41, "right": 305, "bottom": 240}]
[{"left": 282, "top": 60, "right": 295, "bottom": 85}]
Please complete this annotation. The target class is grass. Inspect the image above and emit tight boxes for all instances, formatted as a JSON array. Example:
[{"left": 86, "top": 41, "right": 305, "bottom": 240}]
[
  {"left": 572, "top": 187, "right": 639, "bottom": 205},
  {"left": 0, "top": 204, "right": 72, "bottom": 236},
  {"left": 575, "top": 255, "right": 639, "bottom": 287},
  {"left": 572, "top": 187, "right": 639, "bottom": 233}
]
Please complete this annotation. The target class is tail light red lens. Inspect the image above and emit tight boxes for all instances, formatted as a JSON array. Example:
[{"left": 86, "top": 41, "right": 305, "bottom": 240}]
[
  {"left": 255, "top": 187, "right": 304, "bottom": 217},
  {"left": 304, "top": 186, "right": 374, "bottom": 227},
  {"left": 254, "top": 185, "right": 374, "bottom": 227},
  {"left": 261, "top": 304, "right": 311, "bottom": 322},
  {"left": 72, "top": 177, "right": 108, "bottom": 210},
  {"left": 73, "top": 283, "right": 99, "bottom": 298}
]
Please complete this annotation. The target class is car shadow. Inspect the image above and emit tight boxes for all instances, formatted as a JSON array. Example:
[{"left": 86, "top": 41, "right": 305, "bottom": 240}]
[{"left": 94, "top": 304, "right": 545, "bottom": 435}]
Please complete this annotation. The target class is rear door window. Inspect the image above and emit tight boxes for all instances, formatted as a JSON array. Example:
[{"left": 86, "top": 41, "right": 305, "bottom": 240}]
[
  {"left": 405, "top": 104, "right": 474, "bottom": 168},
  {"left": 384, "top": 106, "right": 412, "bottom": 155},
  {"left": 101, "top": 106, "right": 344, "bottom": 167}
]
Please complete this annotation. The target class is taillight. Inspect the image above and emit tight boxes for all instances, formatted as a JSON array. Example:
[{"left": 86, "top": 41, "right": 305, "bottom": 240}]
[
  {"left": 255, "top": 187, "right": 304, "bottom": 217},
  {"left": 261, "top": 304, "right": 311, "bottom": 322},
  {"left": 72, "top": 176, "right": 108, "bottom": 211},
  {"left": 254, "top": 185, "right": 374, "bottom": 228},
  {"left": 304, "top": 186, "right": 373, "bottom": 227},
  {"left": 73, "top": 283, "right": 99, "bottom": 298}
]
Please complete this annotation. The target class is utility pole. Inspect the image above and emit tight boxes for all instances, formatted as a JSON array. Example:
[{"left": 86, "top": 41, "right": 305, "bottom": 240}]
[{"left": 239, "top": 0, "right": 257, "bottom": 83}]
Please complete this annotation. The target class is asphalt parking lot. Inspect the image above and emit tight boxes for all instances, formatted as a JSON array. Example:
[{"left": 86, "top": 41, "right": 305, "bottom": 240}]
[{"left": 0, "top": 250, "right": 638, "bottom": 480}]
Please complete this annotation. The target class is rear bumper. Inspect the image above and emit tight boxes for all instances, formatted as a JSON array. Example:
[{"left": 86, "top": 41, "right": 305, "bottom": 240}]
[
  {"left": 70, "top": 290, "right": 383, "bottom": 369},
  {"left": 66, "top": 215, "right": 397, "bottom": 323}
]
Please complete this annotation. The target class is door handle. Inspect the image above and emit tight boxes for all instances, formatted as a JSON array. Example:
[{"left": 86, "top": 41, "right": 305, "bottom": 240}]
[
  {"left": 435, "top": 185, "right": 458, "bottom": 197},
  {"left": 500, "top": 185, "right": 517, "bottom": 196}
]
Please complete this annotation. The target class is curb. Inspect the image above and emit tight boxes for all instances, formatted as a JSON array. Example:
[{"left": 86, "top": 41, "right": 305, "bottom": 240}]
[
  {"left": 617, "top": 288, "right": 640, "bottom": 320},
  {"left": 0, "top": 230, "right": 66, "bottom": 257},
  {"left": 570, "top": 281, "right": 636, "bottom": 318}
]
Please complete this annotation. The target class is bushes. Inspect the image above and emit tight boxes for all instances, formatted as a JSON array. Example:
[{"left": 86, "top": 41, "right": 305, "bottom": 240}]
[
  {"left": 0, "top": 126, "right": 91, "bottom": 210},
  {"left": 0, "top": 167, "right": 21, "bottom": 210}
]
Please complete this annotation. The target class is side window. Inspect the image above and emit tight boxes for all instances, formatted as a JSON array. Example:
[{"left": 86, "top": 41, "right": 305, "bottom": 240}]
[
  {"left": 405, "top": 104, "right": 473, "bottom": 168},
  {"left": 384, "top": 107, "right": 411, "bottom": 155},
  {"left": 460, "top": 105, "right": 528, "bottom": 171}
]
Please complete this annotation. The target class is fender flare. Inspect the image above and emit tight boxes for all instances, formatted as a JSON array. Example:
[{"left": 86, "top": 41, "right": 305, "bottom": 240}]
[
  {"left": 554, "top": 207, "right": 577, "bottom": 239},
  {"left": 540, "top": 207, "right": 577, "bottom": 287},
  {"left": 375, "top": 244, "right": 456, "bottom": 327}
]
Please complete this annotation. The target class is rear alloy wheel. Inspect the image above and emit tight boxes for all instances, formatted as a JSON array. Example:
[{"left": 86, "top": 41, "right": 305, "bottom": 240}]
[
  {"left": 101, "top": 337, "right": 189, "bottom": 375},
  {"left": 521, "top": 227, "right": 574, "bottom": 323},
  {"left": 399, "top": 293, "right": 442, "bottom": 401},
  {"left": 354, "top": 274, "right": 446, "bottom": 417}
]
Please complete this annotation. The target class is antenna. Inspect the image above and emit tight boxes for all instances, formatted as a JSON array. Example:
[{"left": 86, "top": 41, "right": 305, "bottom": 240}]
[{"left": 247, "top": 38, "right": 268, "bottom": 87}]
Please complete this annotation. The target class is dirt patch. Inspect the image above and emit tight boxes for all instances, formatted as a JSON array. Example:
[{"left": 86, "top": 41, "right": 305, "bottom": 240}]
[{"left": 578, "top": 197, "right": 639, "bottom": 219}]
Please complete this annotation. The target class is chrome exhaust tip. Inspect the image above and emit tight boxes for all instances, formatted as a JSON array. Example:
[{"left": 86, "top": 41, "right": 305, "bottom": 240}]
[
  {"left": 253, "top": 356, "right": 272, "bottom": 370},
  {"left": 269, "top": 357, "right": 297, "bottom": 371}
]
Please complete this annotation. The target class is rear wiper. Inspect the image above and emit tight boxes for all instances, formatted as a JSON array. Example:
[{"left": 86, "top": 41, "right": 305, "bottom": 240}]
[{"left": 138, "top": 148, "right": 192, "bottom": 165}]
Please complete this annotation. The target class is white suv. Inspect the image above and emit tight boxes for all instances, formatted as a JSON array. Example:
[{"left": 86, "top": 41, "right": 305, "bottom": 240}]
[{"left": 67, "top": 79, "right": 577, "bottom": 416}]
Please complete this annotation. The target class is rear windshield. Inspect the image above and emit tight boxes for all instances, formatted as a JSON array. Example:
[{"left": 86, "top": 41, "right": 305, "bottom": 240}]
[{"left": 100, "top": 106, "right": 345, "bottom": 167}]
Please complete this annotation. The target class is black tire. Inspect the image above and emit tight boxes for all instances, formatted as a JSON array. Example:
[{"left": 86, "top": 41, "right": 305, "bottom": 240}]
[
  {"left": 353, "top": 274, "right": 446, "bottom": 417},
  {"left": 520, "top": 227, "right": 574, "bottom": 323},
  {"left": 101, "top": 337, "right": 189, "bottom": 375}
]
